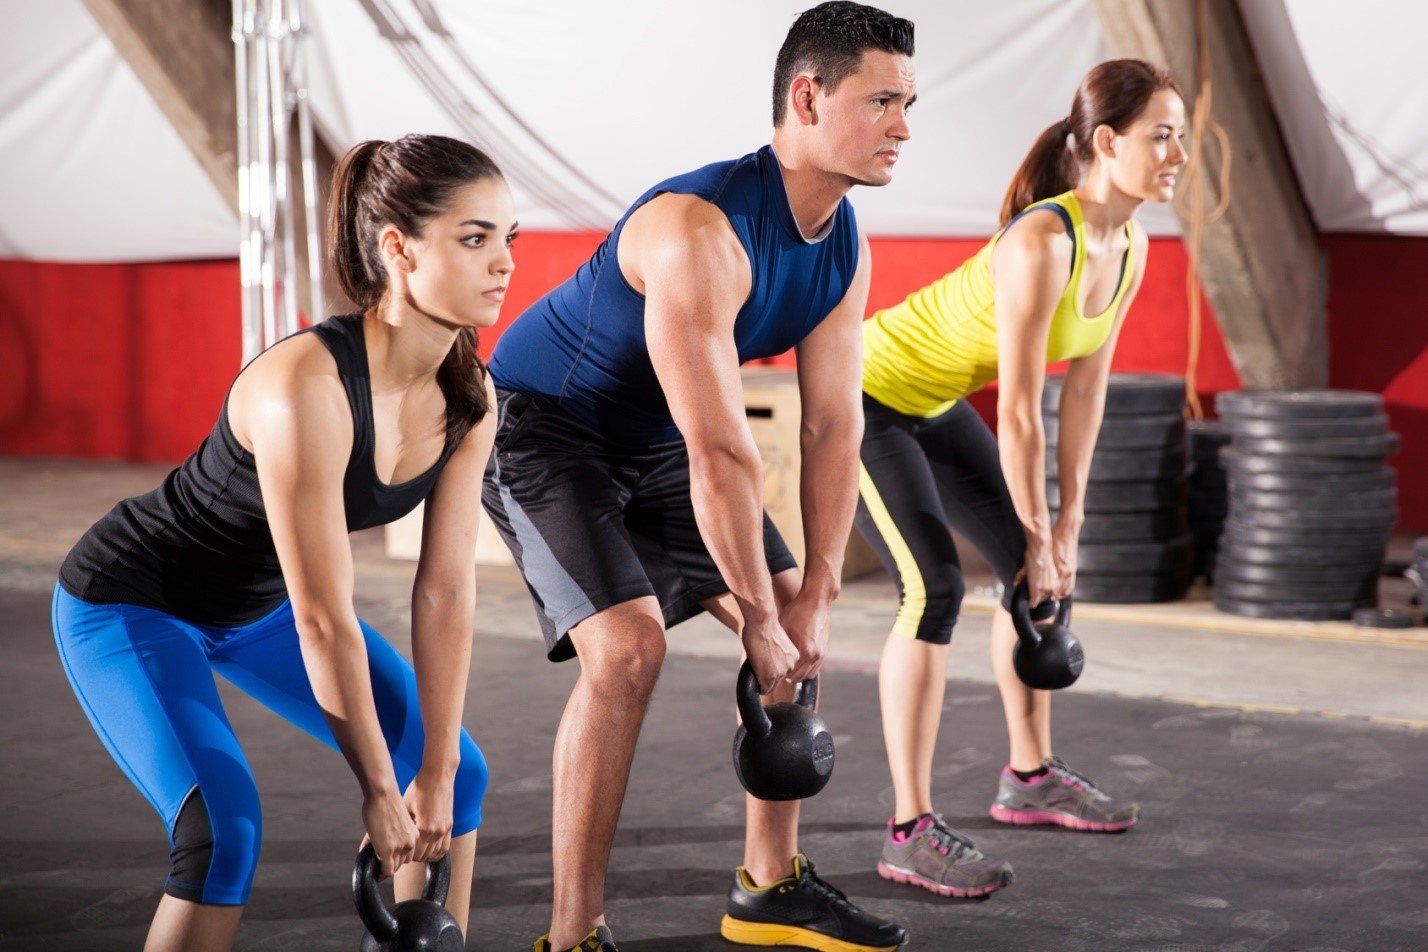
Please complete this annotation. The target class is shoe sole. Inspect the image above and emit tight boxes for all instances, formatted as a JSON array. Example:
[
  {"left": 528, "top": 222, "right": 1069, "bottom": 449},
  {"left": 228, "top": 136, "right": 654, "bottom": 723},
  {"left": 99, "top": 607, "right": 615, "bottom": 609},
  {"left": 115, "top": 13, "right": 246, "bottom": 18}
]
[
  {"left": 988, "top": 804, "right": 1137, "bottom": 832},
  {"left": 719, "top": 915, "right": 902, "bottom": 951},
  {"left": 875, "top": 860, "right": 1011, "bottom": 897}
]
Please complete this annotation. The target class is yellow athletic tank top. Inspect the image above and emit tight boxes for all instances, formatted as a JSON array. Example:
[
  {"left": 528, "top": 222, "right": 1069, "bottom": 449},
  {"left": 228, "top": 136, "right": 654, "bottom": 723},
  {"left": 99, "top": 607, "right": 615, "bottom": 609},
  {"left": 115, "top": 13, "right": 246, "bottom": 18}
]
[{"left": 862, "top": 191, "right": 1134, "bottom": 418}]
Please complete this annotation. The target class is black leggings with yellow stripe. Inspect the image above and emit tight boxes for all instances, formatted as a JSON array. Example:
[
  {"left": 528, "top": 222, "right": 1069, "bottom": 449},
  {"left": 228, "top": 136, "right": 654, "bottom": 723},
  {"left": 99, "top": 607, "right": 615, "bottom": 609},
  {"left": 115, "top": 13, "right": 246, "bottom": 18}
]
[{"left": 853, "top": 393, "right": 1026, "bottom": 644}]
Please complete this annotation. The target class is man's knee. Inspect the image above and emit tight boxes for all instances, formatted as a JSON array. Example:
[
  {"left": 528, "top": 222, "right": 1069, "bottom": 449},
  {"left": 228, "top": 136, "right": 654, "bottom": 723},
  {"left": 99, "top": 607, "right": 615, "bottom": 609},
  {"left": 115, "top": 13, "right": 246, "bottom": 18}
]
[{"left": 571, "top": 600, "right": 667, "bottom": 699}]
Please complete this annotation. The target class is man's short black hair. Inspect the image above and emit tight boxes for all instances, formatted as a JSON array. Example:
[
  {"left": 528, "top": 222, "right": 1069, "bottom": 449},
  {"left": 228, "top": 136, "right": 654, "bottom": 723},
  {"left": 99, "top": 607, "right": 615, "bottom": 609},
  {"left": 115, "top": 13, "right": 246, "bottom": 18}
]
[{"left": 772, "top": 2, "right": 915, "bottom": 126}]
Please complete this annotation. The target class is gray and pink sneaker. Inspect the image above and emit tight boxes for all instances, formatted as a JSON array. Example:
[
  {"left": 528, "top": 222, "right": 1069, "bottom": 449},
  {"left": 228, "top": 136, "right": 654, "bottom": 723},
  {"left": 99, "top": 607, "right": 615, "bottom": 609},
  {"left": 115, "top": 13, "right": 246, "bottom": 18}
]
[
  {"left": 989, "top": 756, "right": 1139, "bottom": 832},
  {"left": 876, "top": 813, "right": 1014, "bottom": 898}
]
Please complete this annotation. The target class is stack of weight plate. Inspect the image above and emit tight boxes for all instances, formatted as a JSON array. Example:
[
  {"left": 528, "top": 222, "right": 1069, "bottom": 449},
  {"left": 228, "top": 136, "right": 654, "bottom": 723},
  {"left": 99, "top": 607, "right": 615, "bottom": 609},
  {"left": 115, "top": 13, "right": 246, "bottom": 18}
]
[
  {"left": 1187, "top": 421, "right": 1231, "bottom": 582},
  {"left": 1406, "top": 538, "right": 1428, "bottom": 611},
  {"left": 1214, "top": 390, "right": 1399, "bottom": 621},
  {"left": 1044, "top": 373, "right": 1192, "bottom": 603}
]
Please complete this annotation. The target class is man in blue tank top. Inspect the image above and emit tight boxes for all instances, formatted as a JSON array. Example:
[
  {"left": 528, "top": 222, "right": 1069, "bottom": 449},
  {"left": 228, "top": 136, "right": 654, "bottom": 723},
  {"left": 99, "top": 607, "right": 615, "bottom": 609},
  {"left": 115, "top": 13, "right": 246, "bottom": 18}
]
[{"left": 484, "top": 5, "right": 915, "bottom": 950}]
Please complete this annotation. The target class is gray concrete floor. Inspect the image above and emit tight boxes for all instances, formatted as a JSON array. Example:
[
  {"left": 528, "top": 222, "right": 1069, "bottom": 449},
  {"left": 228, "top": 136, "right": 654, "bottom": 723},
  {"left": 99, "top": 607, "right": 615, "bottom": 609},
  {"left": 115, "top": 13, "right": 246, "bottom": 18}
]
[{"left": 3, "top": 457, "right": 1428, "bottom": 950}]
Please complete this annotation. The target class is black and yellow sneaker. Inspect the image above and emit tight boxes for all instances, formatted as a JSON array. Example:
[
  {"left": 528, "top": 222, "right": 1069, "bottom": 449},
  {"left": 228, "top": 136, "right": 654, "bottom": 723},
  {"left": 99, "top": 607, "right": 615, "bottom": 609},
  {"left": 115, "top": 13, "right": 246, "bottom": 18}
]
[
  {"left": 532, "top": 924, "right": 619, "bottom": 952},
  {"left": 720, "top": 853, "right": 907, "bottom": 951}
]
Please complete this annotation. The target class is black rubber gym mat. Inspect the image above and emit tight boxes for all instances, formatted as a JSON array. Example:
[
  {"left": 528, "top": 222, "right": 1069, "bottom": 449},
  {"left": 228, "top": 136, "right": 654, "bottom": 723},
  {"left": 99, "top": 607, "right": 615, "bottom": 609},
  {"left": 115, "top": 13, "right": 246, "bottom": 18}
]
[{"left": 2, "top": 586, "right": 1424, "bottom": 951}]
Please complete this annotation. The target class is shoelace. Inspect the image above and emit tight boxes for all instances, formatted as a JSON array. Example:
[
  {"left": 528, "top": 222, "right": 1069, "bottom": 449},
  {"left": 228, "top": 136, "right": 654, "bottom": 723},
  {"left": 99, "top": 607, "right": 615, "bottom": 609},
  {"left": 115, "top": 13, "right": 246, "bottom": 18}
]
[
  {"left": 924, "top": 815, "right": 976, "bottom": 858},
  {"left": 1045, "top": 756, "right": 1107, "bottom": 799},
  {"left": 799, "top": 860, "right": 858, "bottom": 913}
]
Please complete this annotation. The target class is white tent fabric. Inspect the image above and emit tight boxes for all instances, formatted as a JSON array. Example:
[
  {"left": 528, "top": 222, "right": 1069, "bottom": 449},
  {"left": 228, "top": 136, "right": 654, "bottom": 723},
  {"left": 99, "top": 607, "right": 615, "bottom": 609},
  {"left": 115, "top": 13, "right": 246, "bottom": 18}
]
[{"left": 1, "top": 0, "right": 1424, "bottom": 262}]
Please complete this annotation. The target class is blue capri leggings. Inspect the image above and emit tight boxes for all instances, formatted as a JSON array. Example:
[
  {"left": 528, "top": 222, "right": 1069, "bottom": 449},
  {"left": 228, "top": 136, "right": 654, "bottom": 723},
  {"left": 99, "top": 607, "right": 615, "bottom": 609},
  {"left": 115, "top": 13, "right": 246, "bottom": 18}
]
[{"left": 51, "top": 585, "right": 488, "bottom": 906}]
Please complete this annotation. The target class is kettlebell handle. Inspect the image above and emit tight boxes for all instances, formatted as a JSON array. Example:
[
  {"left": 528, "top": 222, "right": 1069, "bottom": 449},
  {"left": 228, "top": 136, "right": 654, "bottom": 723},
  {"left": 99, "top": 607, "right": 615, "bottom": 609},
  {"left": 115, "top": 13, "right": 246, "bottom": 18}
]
[
  {"left": 1005, "top": 579, "right": 1073, "bottom": 646},
  {"left": 353, "top": 842, "right": 451, "bottom": 940},
  {"left": 736, "top": 660, "right": 818, "bottom": 736}
]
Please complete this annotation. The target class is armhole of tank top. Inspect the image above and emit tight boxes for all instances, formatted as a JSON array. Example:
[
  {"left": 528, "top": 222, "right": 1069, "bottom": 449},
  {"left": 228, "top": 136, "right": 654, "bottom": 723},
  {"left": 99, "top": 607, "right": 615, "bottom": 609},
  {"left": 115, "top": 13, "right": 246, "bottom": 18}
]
[
  {"left": 995, "top": 203, "right": 1076, "bottom": 281},
  {"left": 306, "top": 319, "right": 367, "bottom": 468},
  {"left": 610, "top": 190, "right": 669, "bottom": 302}
]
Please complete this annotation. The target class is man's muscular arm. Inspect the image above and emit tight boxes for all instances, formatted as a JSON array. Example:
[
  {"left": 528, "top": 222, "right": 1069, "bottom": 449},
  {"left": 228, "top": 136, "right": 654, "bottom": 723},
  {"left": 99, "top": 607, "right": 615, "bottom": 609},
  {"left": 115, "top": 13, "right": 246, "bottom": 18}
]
[
  {"left": 623, "top": 194, "right": 797, "bottom": 692},
  {"left": 782, "top": 231, "right": 871, "bottom": 681}
]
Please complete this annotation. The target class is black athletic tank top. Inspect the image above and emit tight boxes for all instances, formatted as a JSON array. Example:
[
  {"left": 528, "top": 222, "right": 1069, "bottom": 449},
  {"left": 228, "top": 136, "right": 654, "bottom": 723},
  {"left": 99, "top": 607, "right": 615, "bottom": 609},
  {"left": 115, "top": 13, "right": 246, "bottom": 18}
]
[{"left": 59, "top": 314, "right": 462, "bottom": 625}]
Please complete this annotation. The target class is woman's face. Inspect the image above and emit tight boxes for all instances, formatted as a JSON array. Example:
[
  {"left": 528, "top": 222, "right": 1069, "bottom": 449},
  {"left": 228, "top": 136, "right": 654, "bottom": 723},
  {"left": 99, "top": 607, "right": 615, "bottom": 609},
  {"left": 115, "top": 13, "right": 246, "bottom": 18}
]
[
  {"left": 1103, "top": 89, "right": 1188, "bottom": 203},
  {"left": 388, "top": 176, "right": 518, "bottom": 330}
]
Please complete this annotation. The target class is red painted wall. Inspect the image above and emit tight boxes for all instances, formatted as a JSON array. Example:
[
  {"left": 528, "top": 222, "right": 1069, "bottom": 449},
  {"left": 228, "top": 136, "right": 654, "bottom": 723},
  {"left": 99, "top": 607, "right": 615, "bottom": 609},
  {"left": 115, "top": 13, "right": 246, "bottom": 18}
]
[{"left": 1, "top": 233, "right": 1424, "bottom": 527}]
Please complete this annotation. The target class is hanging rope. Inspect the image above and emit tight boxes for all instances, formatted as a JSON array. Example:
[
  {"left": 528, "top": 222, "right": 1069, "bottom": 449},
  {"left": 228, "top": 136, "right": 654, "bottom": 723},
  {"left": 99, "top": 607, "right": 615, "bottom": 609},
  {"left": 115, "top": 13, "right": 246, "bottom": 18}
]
[{"left": 1174, "top": 0, "right": 1234, "bottom": 419}]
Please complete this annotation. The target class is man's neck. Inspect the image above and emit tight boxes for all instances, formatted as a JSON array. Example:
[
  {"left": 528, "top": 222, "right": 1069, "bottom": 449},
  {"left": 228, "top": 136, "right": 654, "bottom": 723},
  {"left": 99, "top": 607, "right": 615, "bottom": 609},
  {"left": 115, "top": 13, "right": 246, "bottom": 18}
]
[{"left": 769, "top": 135, "right": 850, "bottom": 239}]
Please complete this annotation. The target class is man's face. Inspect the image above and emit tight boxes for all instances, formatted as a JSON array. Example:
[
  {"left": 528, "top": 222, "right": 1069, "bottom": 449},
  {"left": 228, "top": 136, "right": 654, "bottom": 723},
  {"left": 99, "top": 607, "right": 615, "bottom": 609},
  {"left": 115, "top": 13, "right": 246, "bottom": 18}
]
[{"left": 810, "top": 49, "right": 916, "bottom": 187}]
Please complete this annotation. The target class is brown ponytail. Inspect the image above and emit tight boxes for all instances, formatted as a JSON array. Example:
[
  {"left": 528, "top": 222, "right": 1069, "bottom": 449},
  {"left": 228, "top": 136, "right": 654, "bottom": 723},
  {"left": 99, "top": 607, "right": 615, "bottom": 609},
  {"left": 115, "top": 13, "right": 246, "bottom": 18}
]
[
  {"left": 999, "top": 59, "right": 1183, "bottom": 227},
  {"left": 325, "top": 134, "right": 504, "bottom": 443}
]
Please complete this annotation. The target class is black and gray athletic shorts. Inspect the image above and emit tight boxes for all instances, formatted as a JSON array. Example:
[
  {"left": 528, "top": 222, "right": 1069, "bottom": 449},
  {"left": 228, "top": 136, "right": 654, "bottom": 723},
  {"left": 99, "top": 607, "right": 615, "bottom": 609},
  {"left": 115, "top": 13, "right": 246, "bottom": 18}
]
[{"left": 482, "top": 389, "right": 798, "bottom": 661}]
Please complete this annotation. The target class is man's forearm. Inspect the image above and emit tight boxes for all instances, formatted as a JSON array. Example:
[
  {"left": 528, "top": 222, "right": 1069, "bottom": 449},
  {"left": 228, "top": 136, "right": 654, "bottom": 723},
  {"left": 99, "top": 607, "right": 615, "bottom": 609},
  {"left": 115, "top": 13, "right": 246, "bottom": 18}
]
[
  {"left": 688, "top": 442, "right": 778, "bottom": 622},
  {"left": 798, "top": 417, "right": 862, "bottom": 600}
]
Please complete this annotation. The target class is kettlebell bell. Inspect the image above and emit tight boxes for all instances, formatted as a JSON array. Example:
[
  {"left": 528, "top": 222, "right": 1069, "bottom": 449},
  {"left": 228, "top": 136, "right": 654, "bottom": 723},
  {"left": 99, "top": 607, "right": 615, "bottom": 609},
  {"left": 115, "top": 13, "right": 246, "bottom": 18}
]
[
  {"left": 1005, "top": 579, "right": 1083, "bottom": 690},
  {"left": 352, "top": 843, "right": 463, "bottom": 951},
  {"left": 732, "top": 659, "right": 835, "bottom": 801}
]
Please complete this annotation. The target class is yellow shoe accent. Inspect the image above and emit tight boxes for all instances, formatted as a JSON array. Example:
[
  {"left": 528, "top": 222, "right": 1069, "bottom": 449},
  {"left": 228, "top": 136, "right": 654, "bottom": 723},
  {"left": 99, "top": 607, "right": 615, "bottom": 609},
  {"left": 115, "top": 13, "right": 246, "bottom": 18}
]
[
  {"left": 534, "top": 936, "right": 552, "bottom": 952},
  {"left": 719, "top": 915, "right": 899, "bottom": 952}
]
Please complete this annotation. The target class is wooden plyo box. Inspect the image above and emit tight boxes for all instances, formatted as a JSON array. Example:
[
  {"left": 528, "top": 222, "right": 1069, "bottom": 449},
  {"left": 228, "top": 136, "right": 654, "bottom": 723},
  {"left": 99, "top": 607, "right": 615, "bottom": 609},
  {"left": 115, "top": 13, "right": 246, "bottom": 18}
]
[
  {"left": 741, "top": 367, "right": 883, "bottom": 581},
  {"left": 385, "top": 371, "right": 884, "bottom": 580},
  {"left": 385, "top": 501, "right": 513, "bottom": 565}
]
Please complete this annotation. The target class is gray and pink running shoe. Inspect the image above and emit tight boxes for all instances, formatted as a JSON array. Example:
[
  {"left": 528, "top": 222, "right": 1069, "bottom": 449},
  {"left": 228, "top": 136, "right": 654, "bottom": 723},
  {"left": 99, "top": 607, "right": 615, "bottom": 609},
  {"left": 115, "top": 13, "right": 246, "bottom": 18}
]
[
  {"left": 876, "top": 813, "right": 1014, "bottom": 898},
  {"left": 989, "top": 756, "right": 1139, "bottom": 832}
]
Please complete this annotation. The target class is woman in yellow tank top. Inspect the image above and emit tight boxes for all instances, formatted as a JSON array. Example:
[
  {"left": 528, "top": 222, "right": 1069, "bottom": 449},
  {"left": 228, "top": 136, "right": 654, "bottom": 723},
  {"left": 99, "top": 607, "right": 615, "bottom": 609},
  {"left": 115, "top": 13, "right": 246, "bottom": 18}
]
[{"left": 857, "top": 60, "right": 1187, "bottom": 895}]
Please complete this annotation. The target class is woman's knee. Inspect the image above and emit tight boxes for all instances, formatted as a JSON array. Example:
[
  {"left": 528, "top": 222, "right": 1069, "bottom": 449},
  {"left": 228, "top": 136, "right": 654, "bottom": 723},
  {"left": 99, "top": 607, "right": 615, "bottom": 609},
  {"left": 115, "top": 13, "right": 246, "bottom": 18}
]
[
  {"left": 896, "top": 565, "right": 965, "bottom": 639},
  {"left": 166, "top": 778, "right": 262, "bottom": 906},
  {"left": 452, "top": 732, "right": 490, "bottom": 835}
]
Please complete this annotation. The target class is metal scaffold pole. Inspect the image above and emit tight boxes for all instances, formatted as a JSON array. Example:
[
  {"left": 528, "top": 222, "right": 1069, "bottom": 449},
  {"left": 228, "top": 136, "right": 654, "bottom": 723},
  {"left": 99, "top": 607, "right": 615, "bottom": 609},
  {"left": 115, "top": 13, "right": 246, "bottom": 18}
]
[{"left": 233, "top": 0, "right": 323, "bottom": 364}]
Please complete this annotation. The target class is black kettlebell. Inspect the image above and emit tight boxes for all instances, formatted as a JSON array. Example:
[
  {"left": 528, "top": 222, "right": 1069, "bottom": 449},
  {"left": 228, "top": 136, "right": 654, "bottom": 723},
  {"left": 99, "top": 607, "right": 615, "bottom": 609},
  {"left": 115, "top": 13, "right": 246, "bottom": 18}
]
[
  {"left": 1004, "top": 579, "right": 1083, "bottom": 690},
  {"left": 732, "top": 659, "right": 835, "bottom": 801},
  {"left": 352, "top": 843, "right": 463, "bottom": 951}
]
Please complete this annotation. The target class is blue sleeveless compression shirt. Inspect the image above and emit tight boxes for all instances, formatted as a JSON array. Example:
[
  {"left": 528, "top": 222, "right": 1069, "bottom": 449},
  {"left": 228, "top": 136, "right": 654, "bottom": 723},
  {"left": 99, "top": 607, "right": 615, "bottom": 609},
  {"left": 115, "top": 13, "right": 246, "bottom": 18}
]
[{"left": 488, "top": 144, "right": 860, "bottom": 445}]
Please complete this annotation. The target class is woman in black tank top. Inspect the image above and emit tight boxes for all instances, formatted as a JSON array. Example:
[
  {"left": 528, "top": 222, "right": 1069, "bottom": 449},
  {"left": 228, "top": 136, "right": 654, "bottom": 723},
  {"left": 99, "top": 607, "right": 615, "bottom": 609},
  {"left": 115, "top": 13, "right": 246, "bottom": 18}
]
[{"left": 53, "top": 135, "right": 518, "bottom": 950}]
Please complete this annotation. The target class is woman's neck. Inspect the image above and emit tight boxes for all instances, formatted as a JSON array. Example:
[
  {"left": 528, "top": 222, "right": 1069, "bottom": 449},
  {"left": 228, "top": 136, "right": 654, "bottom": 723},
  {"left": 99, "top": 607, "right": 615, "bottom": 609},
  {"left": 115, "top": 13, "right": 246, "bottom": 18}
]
[
  {"left": 1074, "top": 169, "right": 1141, "bottom": 242},
  {"left": 365, "top": 296, "right": 458, "bottom": 390}
]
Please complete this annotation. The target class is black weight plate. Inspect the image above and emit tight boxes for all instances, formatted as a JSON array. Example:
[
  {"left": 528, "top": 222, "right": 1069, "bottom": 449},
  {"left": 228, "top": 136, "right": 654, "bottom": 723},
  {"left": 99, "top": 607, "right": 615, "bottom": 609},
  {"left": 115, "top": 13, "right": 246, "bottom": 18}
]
[
  {"left": 1230, "top": 432, "right": 1400, "bottom": 461},
  {"left": 1214, "top": 558, "right": 1380, "bottom": 586},
  {"left": 1229, "top": 506, "right": 1397, "bottom": 531},
  {"left": 1219, "top": 447, "right": 1388, "bottom": 475},
  {"left": 1224, "top": 414, "right": 1388, "bottom": 440},
  {"left": 1074, "top": 572, "right": 1191, "bottom": 603},
  {"left": 1229, "top": 488, "right": 1397, "bottom": 512},
  {"left": 1189, "top": 497, "right": 1229, "bottom": 519},
  {"left": 1043, "top": 373, "right": 1185, "bottom": 416},
  {"left": 1187, "top": 423, "right": 1230, "bottom": 461},
  {"left": 1062, "top": 508, "right": 1189, "bottom": 543},
  {"left": 1225, "top": 468, "right": 1395, "bottom": 494},
  {"left": 1189, "top": 490, "right": 1228, "bottom": 510},
  {"left": 1189, "top": 469, "right": 1228, "bottom": 491},
  {"left": 1220, "top": 519, "right": 1391, "bottom": 548},
  {"left": 1046, "top": 477, "right": 1186, "bottom": 513},
  {"left": 1213, "top": 595, "right": 1369, "bottom": 621},
  {"left": 1077, "top": 535, "right": 1193, "bottom": 573},
  {"left": 1217, "top": 538, "right": 1388, "bottom": 567},
  {"left": 1047, "top": 413, "right": 1185, "bottom": 450},
  {"left": 1217, "top": 389, "right": 1383, "bottom": 421},
  {"left": 1049, "top": 448, "right": 1187, "bottom": 482},
  {"left": 1352, "top": 608, "right": 1418, "bottom": 629},
  {"left": 1214, "top": 576, "right": 1378, "bottom": 604}
]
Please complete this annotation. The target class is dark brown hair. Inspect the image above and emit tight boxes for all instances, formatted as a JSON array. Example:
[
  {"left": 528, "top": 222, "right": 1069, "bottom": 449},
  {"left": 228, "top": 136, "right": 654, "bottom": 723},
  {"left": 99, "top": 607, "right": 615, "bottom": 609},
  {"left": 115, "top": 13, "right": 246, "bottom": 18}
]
[
  {"left": 328, "top": 134, "right": 503, "bottom": 443},
  {"left": 772, "top": 1, "right": 915, "bottom": 125},
  {"left": 999, "top": 59, "right": 1182, "bottom": 226}
]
